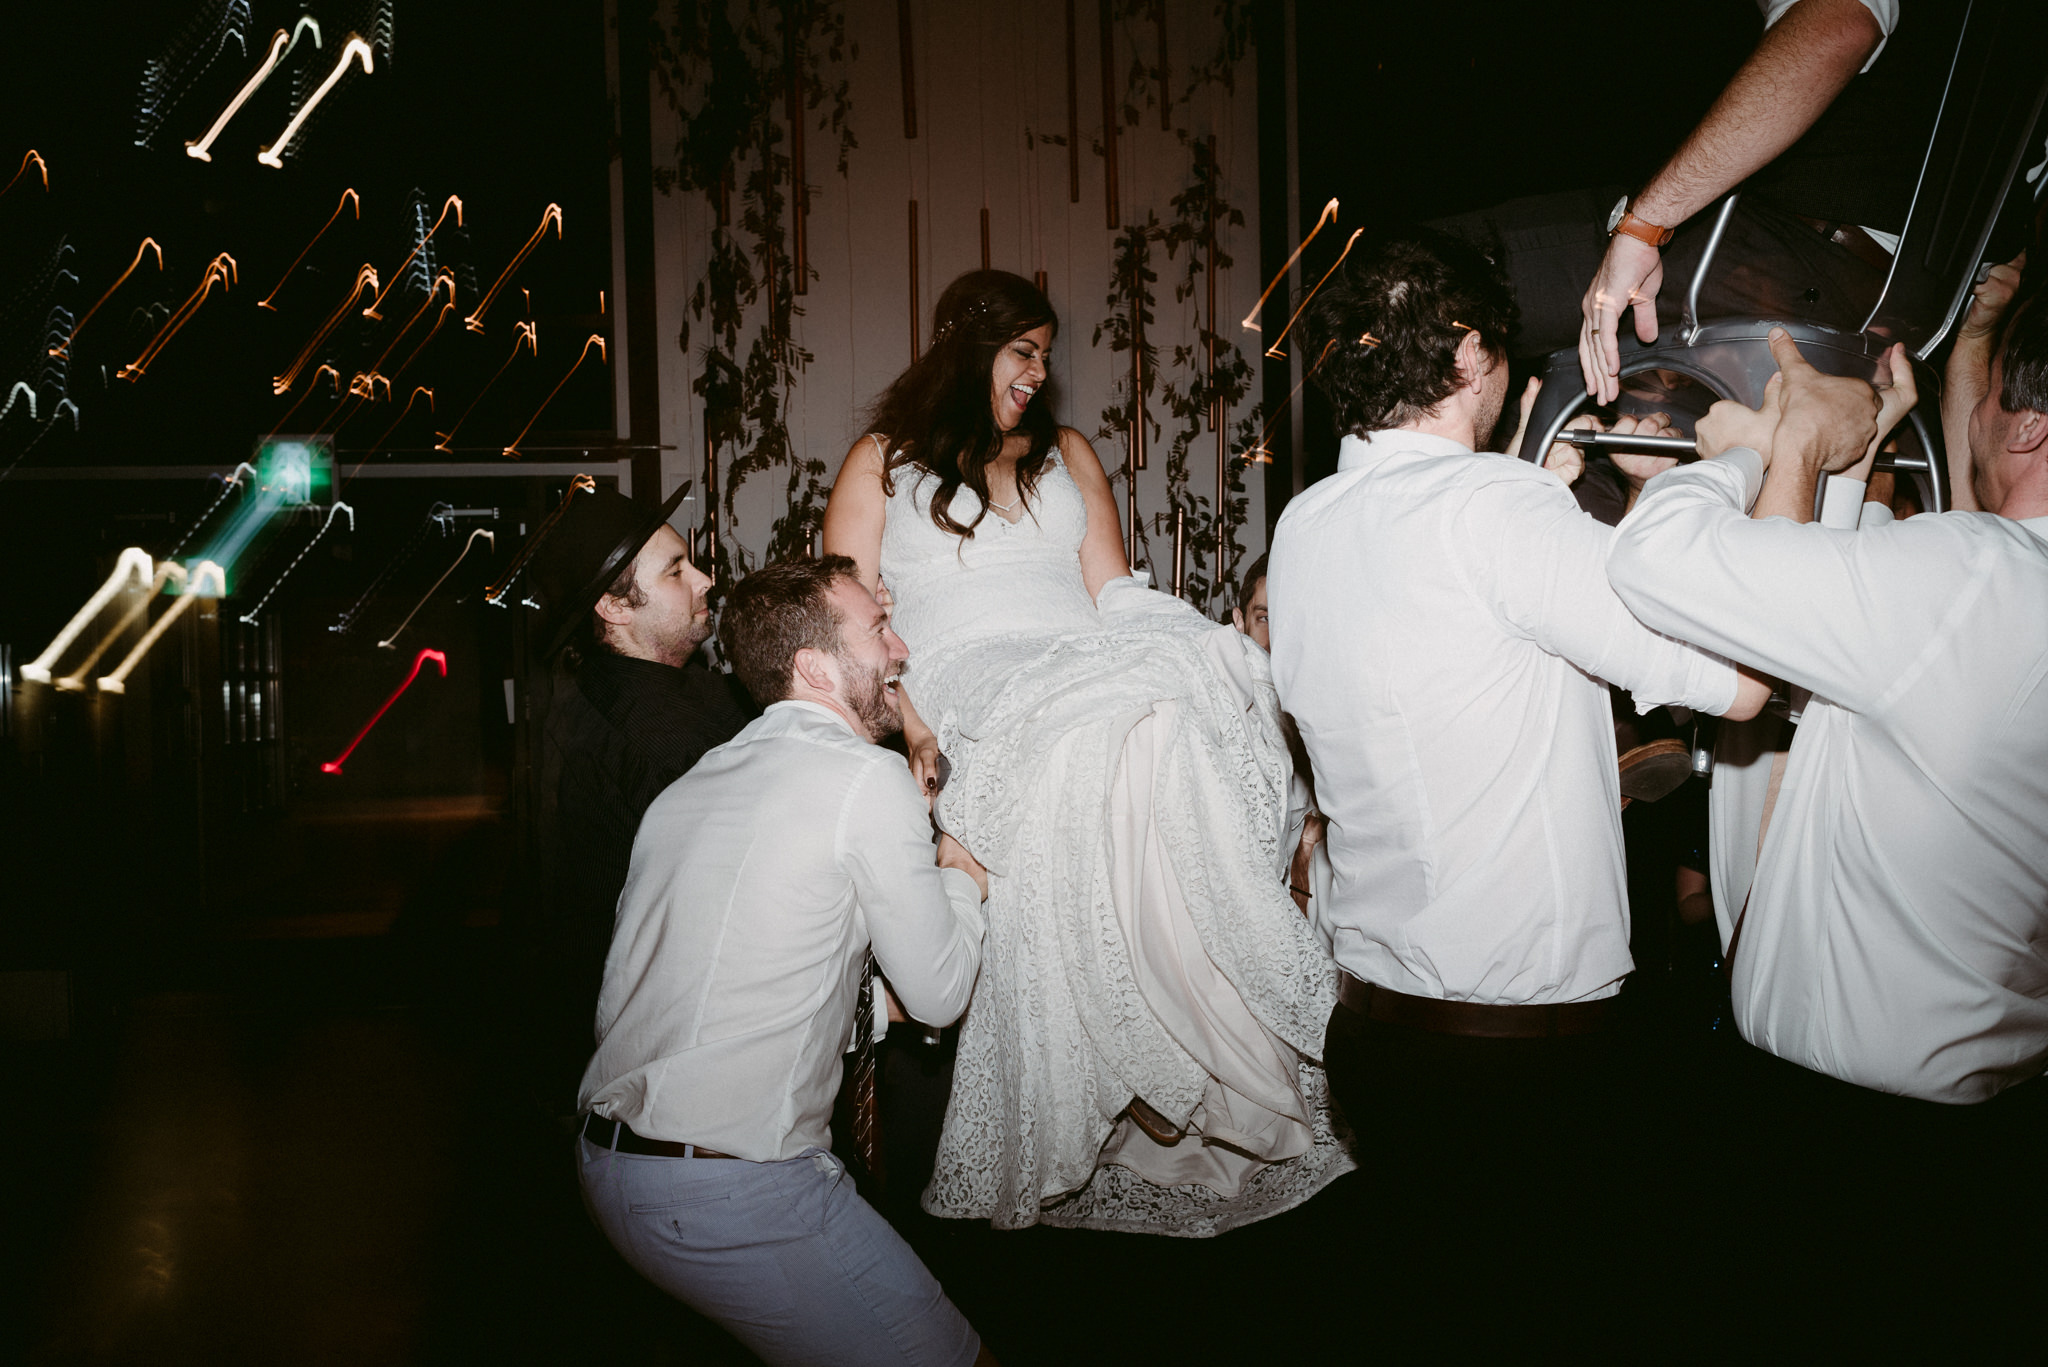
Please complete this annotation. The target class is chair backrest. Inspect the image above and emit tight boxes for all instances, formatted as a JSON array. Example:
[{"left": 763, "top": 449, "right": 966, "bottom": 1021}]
[{"left": 1862, "top": 0, "right": 2048, "bottom": 358}]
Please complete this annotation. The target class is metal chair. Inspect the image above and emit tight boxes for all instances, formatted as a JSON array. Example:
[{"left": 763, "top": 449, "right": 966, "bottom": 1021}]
[{"left": 1520, "top": 0, "right": 2048, "bottom": 513}]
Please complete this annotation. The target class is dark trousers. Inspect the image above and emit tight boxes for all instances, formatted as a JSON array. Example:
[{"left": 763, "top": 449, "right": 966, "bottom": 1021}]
[{"left": 1429, "top": 187, "right": 1889, "bottom": 360}]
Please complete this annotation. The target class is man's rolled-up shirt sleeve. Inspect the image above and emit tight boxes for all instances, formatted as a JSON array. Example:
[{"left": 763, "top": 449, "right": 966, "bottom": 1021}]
[
  {"left": 1464, "top": 470, "right": 1739, "bottom": 715},
  {"left": 1607, "top": 449, "right": 1895, "bottom": 715},
  {"left": 838, "top": 756, "right": 985, "bottom": 1029}
]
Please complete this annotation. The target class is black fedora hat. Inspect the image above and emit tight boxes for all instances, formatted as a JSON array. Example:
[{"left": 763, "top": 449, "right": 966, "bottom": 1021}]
[{"left": 526, "top": 480, "right": 693, "bottom": 657}]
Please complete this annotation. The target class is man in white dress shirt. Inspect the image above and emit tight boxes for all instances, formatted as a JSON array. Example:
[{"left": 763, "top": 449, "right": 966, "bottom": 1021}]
[
  {"left": 1266, "top": 229, "right": 1765, "bottom": 1257},
  {"left": 1608, "top": 288, "right": 2048, "bottom": 1109},
  {"left": 577, "top": 555, "right": 996, "bottom": 1367}
]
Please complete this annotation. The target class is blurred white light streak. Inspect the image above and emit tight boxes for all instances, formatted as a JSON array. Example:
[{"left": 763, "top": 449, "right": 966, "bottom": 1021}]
[
  {"left": 257, "top": 35, "right": 373, "bottom": 169},
  {"left": 21, "top": 548, "right": 154, "bottom": 683}
]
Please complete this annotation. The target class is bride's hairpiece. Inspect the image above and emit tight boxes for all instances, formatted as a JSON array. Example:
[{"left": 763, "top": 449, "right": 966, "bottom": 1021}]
[{"left": 931, "top": 298, "right": 995, "bottom": 348}]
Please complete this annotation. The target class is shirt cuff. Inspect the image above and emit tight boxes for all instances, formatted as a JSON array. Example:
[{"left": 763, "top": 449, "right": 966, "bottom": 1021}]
[{"left": 1820, "top": 475, "right": 1869, "bottom": 529}]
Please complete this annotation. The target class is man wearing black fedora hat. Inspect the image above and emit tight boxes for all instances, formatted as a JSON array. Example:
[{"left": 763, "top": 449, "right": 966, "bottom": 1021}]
[{"left": 528, "top": 481, "right": 754, "bottom": 1108}]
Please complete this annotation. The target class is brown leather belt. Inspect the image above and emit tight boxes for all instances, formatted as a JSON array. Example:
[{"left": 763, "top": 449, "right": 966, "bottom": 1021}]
[
  {"left": 1795, "top": 215, "right": 1895, "bottom": 274},
  {"left": 581, "top": 1113, "right": 741, "bottom": 1160},
  {"left": 1337, "top": 971, "right": 1616, "bottom": 1039}
]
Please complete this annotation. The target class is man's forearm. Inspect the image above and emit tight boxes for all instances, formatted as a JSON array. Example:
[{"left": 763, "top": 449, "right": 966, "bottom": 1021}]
[
  {"left": 1942, "top": 336, "right": 1993, "bottom": 513},
  {"left": 1632, "top": 0, "right": 1882, "bottom": 228}
]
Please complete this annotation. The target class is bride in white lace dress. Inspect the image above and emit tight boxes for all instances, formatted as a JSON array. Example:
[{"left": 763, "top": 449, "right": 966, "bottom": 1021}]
[{"left": 822, "top": 270, "right": 1351, "bottom": 1237}]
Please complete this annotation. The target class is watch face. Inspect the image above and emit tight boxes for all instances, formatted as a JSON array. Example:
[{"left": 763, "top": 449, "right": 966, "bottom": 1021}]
[{"left": 1607, "top": 196, "right": 1629, "bottom": 234}]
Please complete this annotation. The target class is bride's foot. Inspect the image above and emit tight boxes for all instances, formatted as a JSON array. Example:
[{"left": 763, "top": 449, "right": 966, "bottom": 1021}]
[{"left": 1123, "top": 1097, "right": 1185, "bottom": 1146}]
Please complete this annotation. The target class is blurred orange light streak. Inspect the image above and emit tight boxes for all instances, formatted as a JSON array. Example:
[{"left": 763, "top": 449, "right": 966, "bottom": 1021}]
[
  {"left": 56, "top": 562, "right": 188, "bottom": 691},
  {"left": 117, "top": 253, "right": 237, "bottom": 381},
  {"left": 342, "top": 386, "right": 434, "bottom": 489},
  {"left": 485, "top": 475, "right": 596, "bottom": 605},
  {"left": 465, "top": 205, "right": 562, "bottom": 333},
  {"left": 100, "top": 562, "right": 227, "bottom": 694},
  {"left": 258, "top": 35, "right": 374, "bottom": 169},
  {"left": 268, "top": 364, "right": 342, "bottom": 436},
  {"left": 1264, "top": 228, "right": 1363, "bottom": 359},
  {"left": 2, "top": 150, "right": 48, "bottom": 197},
  {"left": 51, "top": 237, "right": 163, "bottom": 359},
  {"left": 503, "top": 334, "right": 606, "bottom": 458},
  {"left": 367, "top": 272, "right": 454, "bottom": 376},
  {"left": 185, "top": 20, "right": 322, "bottom": 163},
  {"left": 274, "top": 264, "right": 378, "bottom": 394},
  {"left": 258, "top": 188, "right": 360, "bottom": 311},
  {"left": 435, "top": 322, "right": 536, "bottom": 451},
  {"left": 378, "top": 529, "right": 495, "bottom": 648},
  {"left": 320, "top": 648, "right": 447, "bottom": 773},
  {"left": 394, "top": 301, "right": 456, "bottom": 378},
  {"left": 20, "top": 547, "right": 154, "bottom": 682},
  {"left": 362, "top": 197, "right": 463, "bottom": 320},
  {"left": 1241, "top": 198, "right": 1338, "bottom": 333}
]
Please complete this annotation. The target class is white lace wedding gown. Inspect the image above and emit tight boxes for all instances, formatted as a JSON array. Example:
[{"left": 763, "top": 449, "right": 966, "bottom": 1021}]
[{"left": 880, "top": 444, "right": 1354, "bottom": 1237}]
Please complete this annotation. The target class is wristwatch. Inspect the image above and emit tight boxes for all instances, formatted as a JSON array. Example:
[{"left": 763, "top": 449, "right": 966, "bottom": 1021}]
[{"left": 1606, "top": 195, "right": 1674, "bottom": 248}]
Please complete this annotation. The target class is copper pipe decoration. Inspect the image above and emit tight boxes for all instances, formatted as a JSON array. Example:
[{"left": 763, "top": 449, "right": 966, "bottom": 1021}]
[
  {"left": 1098, "top": 0, "right": 1119, "bottom": 229},
  {"left": 897, "top": 0, "right": 918, "bottom": 139},
  {"left": 980, "top": 207, "right": 991, "bottom": 271},
  {"left": 1171, "top": 507, "right": 1186, "bottom": 598},
  {"left": 908, "top": 200, "right": 921, "bottom": 362},
  {"left": 1208, "top": 135, "right": 1228, "bottom": 577},
  {"left": 1064, "top": 0, "right": 1081, "bottom": 204},
  {"left": 1034, "top": 268, "right": 1048, "bottom": 296},
  {"left": 703, "top": 426, "right": 721, "bottom": 577},
  {"left": 1155, "top": 0, "right": 1170, "bottom": 132},
  {"left": 787, "top": 17, "right": 808, "bottom": 295}
]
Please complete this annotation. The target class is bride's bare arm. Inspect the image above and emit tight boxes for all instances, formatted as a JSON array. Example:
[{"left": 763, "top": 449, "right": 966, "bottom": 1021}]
[
  {"left": 823, "top": 434, "right": 889, "bottom": 591},
  {"left": 821, "top": 434, "right": 943, "bottom": 797},
  {"left": 1056, "top": 428, "right": 1133, "bottom": 602}
]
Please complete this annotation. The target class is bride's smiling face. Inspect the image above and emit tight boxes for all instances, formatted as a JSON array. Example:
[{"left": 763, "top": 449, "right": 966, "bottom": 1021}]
[{"left": 989, "top": 325, "right": 1052, "bottom": 432}]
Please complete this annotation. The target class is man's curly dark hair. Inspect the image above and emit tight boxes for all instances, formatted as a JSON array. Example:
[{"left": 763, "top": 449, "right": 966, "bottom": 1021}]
[{"left": 1296, "top": 227, "right": 1518, "bottom": 437}]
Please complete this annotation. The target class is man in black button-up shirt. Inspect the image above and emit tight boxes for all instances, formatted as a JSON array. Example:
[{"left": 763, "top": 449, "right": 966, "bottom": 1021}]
[{"left": 526, "top": 487, "right": 753, "bottom": 1108}]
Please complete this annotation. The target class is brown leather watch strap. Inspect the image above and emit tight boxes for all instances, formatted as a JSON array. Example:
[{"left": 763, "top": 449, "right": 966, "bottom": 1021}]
[{"left": 1613, "top": 211, "right": 1674, "bottom": 248}]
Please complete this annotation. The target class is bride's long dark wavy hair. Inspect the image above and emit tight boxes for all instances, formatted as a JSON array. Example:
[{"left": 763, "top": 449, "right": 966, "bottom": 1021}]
[{"left": 867, "top": 270, "right": 1061, "bottom": 539}]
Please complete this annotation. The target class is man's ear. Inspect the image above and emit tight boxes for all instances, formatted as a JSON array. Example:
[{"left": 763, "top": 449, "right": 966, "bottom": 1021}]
[
  {"left": 1231, "top": 606, "right": 1247, "bottom": 633},
  {"left": 593, "top": 592, "right": 632, "bottom": 628},
  {"left": 1454, "top": 328, "right": 1489, "bottom": 394},
  {"left": 791, "top": 645, "right": 838, "bottom": 695},
  {"left": 2011, "top": 407, "right": 2048, "bottom": 456}
]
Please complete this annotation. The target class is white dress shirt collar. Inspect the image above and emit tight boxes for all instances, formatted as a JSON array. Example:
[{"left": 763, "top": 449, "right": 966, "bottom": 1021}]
[
  {"left": 769, "top": 696, "right": 864, "bottom": 739},
  {"left": 1337, "top": 428, "right": 1475, "bottom": 471}
]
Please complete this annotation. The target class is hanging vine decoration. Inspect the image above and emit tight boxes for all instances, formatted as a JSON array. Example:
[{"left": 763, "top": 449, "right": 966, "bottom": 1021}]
[
  {"left": 1091, "top": 1, "right": 1262, "bottom": 614},
  {"left": 653, "top": 0, "right": 855, "bottom": 587}
]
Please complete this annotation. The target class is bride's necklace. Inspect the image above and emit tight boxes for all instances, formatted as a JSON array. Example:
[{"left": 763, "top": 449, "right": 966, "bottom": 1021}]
[{"left": 987, "top": 492, "right": 1021, "bottom": 514}]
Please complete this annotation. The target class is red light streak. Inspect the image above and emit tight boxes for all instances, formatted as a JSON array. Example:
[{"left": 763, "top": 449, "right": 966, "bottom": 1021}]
[
  {"left": 51, "top": 237, "right": 163, "bottom": 359},
  {"left": 1264, "top": 228, "right": 1363, "bottom": 360},
  {"left": 185, "top": 21, "right": 322, "bottom": 163},
  {"left": 2, "top": 150, "right": 48, "bottom": 197},
  {"left": 465, "top": 204, "right": 562, "bottom": 333},
  {"left": 116, "top": 253, "right": 237, "bottom": 382},
  {"left": 362, "top": 196, "right": 463, "bottom": 320},
  {"left": 434, "top": 321, "right": 535, "bottom": 452},
  {"left": 503, "top": 334, "right": 606, "bottom": 458},
  {"left": 258, "top": 188, "right": 359, "bottom": 312},
  {"left": 1242, "top": 198, "right": 1338, "bottom": 333},
  {"left": 259, "top": 35, "right": 375, "bottom": 169},
  {"left": 485, "top": 475, "right": 596, "bottom": 605},
  {"left": 274, "top": 264, "right": 378, "bottom": 394},
  {"left": 320, "top": 647, "right": 447, "bottom": 773},
  {"left": 378, "top": 529, "right": 495, "bottom": 648}
]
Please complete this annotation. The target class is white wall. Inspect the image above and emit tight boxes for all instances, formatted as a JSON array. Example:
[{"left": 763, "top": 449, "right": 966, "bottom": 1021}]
[{"left": 635, "top": 0, "right": 1264, "bottom": 616}]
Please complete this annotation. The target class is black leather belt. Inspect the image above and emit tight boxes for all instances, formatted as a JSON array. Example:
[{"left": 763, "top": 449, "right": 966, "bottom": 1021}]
[
  {"left": 1338, "top": 971, "right": 1616, "bottom": 1039},
  {"left": 581, "top": 1113, "right": 740, "bottom": 1159},
  {"left": 1795, "top": 214, "right": 1895, "bottom": 273}
]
